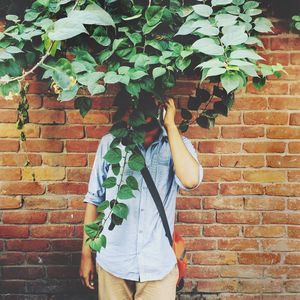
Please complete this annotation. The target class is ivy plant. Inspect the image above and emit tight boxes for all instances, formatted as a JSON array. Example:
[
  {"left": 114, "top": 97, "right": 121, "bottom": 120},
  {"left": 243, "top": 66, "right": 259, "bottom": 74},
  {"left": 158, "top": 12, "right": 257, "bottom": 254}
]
[{"left": 0, "top": 0, "right": 284, "bottom": 251}]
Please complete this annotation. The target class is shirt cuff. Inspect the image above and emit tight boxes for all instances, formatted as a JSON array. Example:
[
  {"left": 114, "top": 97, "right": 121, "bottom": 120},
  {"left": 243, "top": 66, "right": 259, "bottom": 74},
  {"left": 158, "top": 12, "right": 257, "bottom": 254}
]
[{"left": 83, "top": 191, "right": 105, "bottom": 206}]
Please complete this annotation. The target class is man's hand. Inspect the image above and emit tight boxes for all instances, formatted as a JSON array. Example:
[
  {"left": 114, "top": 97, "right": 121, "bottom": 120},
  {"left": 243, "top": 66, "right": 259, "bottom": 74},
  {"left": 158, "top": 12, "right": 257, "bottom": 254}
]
[
  {"left": 163, "top": 97, "right": 176, "bottom": 129},
  {"left": 80, "top": 253, "right": 96, "bottom": 290}
]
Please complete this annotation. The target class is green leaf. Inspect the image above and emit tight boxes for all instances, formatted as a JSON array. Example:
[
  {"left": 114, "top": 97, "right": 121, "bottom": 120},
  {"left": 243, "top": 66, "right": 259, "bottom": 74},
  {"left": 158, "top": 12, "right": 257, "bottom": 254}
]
[
  {"left": 48, "top": 17, "right": 88, "bottom": 40},
  {"left": 253, "top": 76, "right": 266, "bottom": 89},
  {"left": 110, "top": 121, "right": 128, "bottom": 138},
  {"left": 145, "top": 6, "right": 165, "bottom": 26},
  {"left": 117, "top": 184, "right": 134, "bottom": 199},
  {"left": 230, "top": 49, "right": 263, "bottom": 60},
  {"left": 104, "top": 71, "right": 122, "bottom": 84},
  {"left": 102, "top": 177, "right": 117, "bottom": 188},
  {"left": 181, "top": 108, "right": 192, "bottom": 120},
  {"left": 126, "top": 176, "right": 139, "bottom": 190},
  {"left": 130, "top": 70, "right": 148, "bottom": 80},
  {"left": 112, "top": 203, "right": 129, "bottom": 219},
  {"left": 104, "top": 147, "right": 122, "bottom": 164},
  {"left": 112, "top": 163, "right": 121, "bottom": 176},
  {"left": 153, "top": 67, "right": 166, "bottom": 79},
  {"left": 206, "top": 67, "right": 226, "bottom": 78},
  {"left": 221, "top": 72, "right": 241, "bottom": 93},
  {"left": 254, "top": 17, "right": 273, "bottom": 33},
  {"left": 53, "top": 70, "right": 70, "bottom": 89},
  {"left": 84, "top": 222, "right": 99, "bottom": 238},
  {"left": 192, "top": 4, "right": 213, "bottom": 17},
  {"left": 221, "top": 25, "right": 248, "bottom": 46},
  {"left": 215, "top": 14, "right": 237, "bottom": 27},
  {"left": 196, "top": 115, "right": 214, "bottom": 129},
  {"left": 68, "top": 4, "right": 115, "bottom": 27},
  {"left": 74, "top": 97, "right": 92, "bottom": 118},
  {"left": 58, "top": 84, "right": 79, "bottom": 101},
  {"left": 191, "top": 38, "right": 224, "bottom": 56},
  {"left": 96, "top": 200, "right": 109, "bottom": 212},
  {"left": 128, "top": 152, "right": 145, "bottom": 171},
  {"left": 6, "top": 46, "right": 23, "bottom": 54},
  {"left": 196, "top": 25, "right": 219, "bottom": 36},
  {"left": 212, "top": 0, "right": 233, "bottom": 6},
  {"left": 213, "top": 101, "right": 229, "bottom": 116},
  {"left": 128, "top": 110, "right": 145, "bottom": 128}
]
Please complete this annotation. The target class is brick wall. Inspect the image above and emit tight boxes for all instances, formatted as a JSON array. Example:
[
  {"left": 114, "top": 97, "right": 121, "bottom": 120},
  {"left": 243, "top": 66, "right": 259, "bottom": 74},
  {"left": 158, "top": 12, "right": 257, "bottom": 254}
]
[{"left": 0, "top": 17, "right": 300, "bottom": 299}]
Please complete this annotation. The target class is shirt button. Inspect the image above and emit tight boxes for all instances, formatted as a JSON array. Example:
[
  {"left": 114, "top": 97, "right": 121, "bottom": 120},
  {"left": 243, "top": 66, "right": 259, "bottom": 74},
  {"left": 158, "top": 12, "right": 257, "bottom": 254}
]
[
  {"left": 141, "top": 209, "right": 144, "bottom": 212},
  {"left": 139, "top": 230, "right": 143, "bottom": 234}
]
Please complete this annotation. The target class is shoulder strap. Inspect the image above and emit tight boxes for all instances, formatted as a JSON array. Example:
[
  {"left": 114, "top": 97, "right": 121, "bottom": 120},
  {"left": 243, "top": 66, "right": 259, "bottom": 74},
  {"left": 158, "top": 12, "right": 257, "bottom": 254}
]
[{"left": 140, "top": 166, "right": 173, "bottom": 247}]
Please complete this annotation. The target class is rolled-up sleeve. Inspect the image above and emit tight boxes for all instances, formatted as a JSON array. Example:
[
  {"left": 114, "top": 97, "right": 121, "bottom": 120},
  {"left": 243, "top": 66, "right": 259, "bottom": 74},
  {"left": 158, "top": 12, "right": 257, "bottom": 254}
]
[
  {"left": 174, "top": 136, "right": 203, "bottom": 191},
  {"left": 83, "top": 135, "right": 110, "bottom": 206}
]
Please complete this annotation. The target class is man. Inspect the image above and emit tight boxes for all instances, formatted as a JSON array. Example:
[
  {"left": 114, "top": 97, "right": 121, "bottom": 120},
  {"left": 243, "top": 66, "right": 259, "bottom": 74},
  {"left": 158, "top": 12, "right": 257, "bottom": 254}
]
[{"left": 80, "top": 95, "right": 203, "bottom": 300}]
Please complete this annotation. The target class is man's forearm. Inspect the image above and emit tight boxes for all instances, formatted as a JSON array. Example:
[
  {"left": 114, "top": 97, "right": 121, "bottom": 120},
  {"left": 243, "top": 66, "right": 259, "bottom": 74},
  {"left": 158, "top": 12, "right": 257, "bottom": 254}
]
[
  {"left": 165, "top": 124, "right": 200, "bottom": 189},
  {"left": 81, "top": 203, "right": 97, "bottom": 256}
]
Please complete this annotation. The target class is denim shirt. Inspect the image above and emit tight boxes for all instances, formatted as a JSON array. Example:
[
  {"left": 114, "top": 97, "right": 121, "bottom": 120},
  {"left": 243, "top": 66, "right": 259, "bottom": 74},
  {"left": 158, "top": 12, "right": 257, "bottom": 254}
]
[{"left": 83, "top": 125, "right": 203, "bottom": 282}]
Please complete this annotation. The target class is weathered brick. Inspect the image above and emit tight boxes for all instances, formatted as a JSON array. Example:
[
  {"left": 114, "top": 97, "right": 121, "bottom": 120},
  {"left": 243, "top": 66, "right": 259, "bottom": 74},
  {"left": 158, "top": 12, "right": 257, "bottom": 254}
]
[
  {"left": 217, "top": 211, "right": 260, "bottom": 224},
  {"left": 66, "top": 140, "right": 99, "bottom": 152},
  {"left": 243, "top": 170, "right": 286, "bottom": 182},
  {"left": 244, "top": 226, "right": 285, "bottom": 238},
  {"left": 0, "top": 110, "right": 18, "bottom": 122},
  {"left": 244, "top": 197, "right": 285, "bottom": 210},
  {"left": 218, "top": 239, "right": 259, "bottom": 251},
  {"left": 0, "top": 168, "right": 21, "bottom": 180},
  {"left": 29, "top": 110, "right": 65, "bottom": 124},
  {"left": 221, "top": 155, "right": 265, "bottom": 168},
  {"left": 2, "top": 211, "right": 47, "bottom": 224},
  {"left": 0, "top": 196, "right": 22, "bottom": 209},
  {"left": 0, "top": 226, "right": 29, "bottom": 238},
  {"left": 243, "top": 142, "right": 285, "bottom": 153},
  {"left": 0, "top": 154, "right": 42, "bottom": 166},
  {"left": 177, "top": 211, "right": 215, "bottom": 223},
  {"left": 203, "top": 225, "right": 240, "bottom": 237},
  {"left": 66, "top": 110, "right": 110, "bottom": 124},
  {"left": 48, "top": 183, "right": 87, "bottom": 195},
  {"left": 243, "top": 112, "right": 288, "bottom": 125},
  {"left": 6, "top": 240, "right": 50, "bottom": 251},
  {"left": 31, "top": 225, "right": 74, "bottom": 238},
  {"left": 220, "top": 183, "right": 264, "bottom": 195},
  {"left": 267, "top": 155, "right": 300, "bottom": 168},
  {"left": 41, "top": 125, "right": 84, "bottom": 139},
  {"left": 0, "top": 124, "right": 40, "bottom": 138},
  {"left": 198, "top": 141, "right": 241, "bottom": 153},
  {"left": 24, "top": 196, "right": 68, "bottom": 210},
  {"left": 0, "top": 140, "right": 19, "bottom": 152},
  {"left": 67, "top": 168, "right": 91, "bottom": 182},
  {"left": 43, "top": 154, "right": 87, "bottom": 167},
  {"left": 203, "top": 197, "right": 243, "bottom": 210},
  {"left": 221, "top": 126, "right": 264, "bottom": 138},
  {"left": 203, "top": 169, "right": 241, "bottom": 182},
  {"left": 0, "top": 182, "right": 45, "bottom": 195},
  {"left": 193, "top": 252, "right": 237, "bottom": 265},
  {"left": 239, "top": 253, "right": 281, "bottom": 265},
  {"left": 22, "top": 167, "right": 65, "bottom": 181},
  {"left": 267, "top": 127, "right": 300, "bottom": 139},
  {"left": 49, "top": 211, "right": 84, "bottom": 224},
  {"left": 25, "top": 139, "right": 64, "bottom": 152}
]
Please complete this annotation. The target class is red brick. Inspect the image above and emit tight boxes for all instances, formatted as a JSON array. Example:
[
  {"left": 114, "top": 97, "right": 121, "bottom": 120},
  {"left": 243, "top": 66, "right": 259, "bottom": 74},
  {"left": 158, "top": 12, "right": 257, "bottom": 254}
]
[
  {"left": 246, "top": 81, "right": 289, "bottom": 94},
  {"left": 0, "top": 226, "right": 29, "bottom": 238},
  {"left": 25, "top": 139, "right": 64, "bottom": 152},
  {"left": 198, "top": 141, "right": 241, "bottom": 153},
  {"left": 6, "top": 240, "right": 50, "bottom": 251},
  {"left": 48, "top": 183, "right": 87, "bottom": 195},
  {"left": 265, "top": 184, "right": 300, "bottom": 196},
  {"left": 193, "top": 252, "right": 237, "bottom": 265},
  {"left": 288, "top": 199, "right": 300, "bottom": 210},
  {"left": 0, "top": 182, "right": 45, "bottom": 195},
  {"left": 203, "top": 197, "right": 243, "bottom": 210},
  {"left": 67, "top": 168, "right": 91, "bottom": 182},
  {"left": 243, "top": 112, "right": 288, "bottom": 125},
  {"left": 196, "top": 279, "right": 238, "bottom": 293},
  {"left": 51, "top": 239, "right": 82, "bottom": 251},
  {"left": 186, "top": 266, "right": 219, "bottom": 279},
  {"left": 49, "top": 211, "right": 84, "bottom": 223},
  {"left": 243, "top": 142, "right": 285, "bottom": 153},
  {"left": 182, "top": 126, "right": 219, "bottom": 139},
  {"left": 26, "top": 252, "right": 70, "bottom": 264},
  {"left": 217, "top": 212, "right": 260, "bottom": 224},
  {"left": 291, "top": 53, "right": 300, "bottom": 65},
  {"left": 268, "top": 96, "right": 300, "bottom": 110},
  {"left": 220, "top": 265, "right": 263, "bottom": 279},
  {"left": 244, "top": 226, "right": 285, "bottom": 238},
  {"left": 239, "top": 253, "right": 281, "bottom": 265},
  {"left": 66, "top": 140, "right": 99, "bottom": 152},
  {"left": 232, "top": 96, "right": 267, "bottom": 110},
  {"left": 2, "top": 266, "right": 45, "bottom": 279},
  {"left": 263, "top": 212, "right": 300, "bottom": 225},
  {"left": 288, "top": 227, "right": 300, "bottom": 238},
  {"left": 290, "top": 113, "right": 300, "bottom": 125},
  {"left": 220, "top": 183, "right": 264, "bottom": 195},
  {"left": 175, "top": 197, "right": 201, "bottom": 209},
  {"left": 43, "top": 96, "right": 75, "bottom": 109},
  {"left": 290, "top": 83, "right": 300, "bottom": 95},
  {"left": 0, "top": 110, "right": 18, "bottom": 122},
  {"left": 66, "top": 110, "right": 109, "bottom": 124},
  {"left": 0, "top": 196, "right": 22, "bottom": 209},
  {"left": 179, "top": 182, "right": 218, "bottom": 196},
  {"left": 41, "top": 125, "right": 84, "bottom": 139},
  {"left": 203, "top": 225, "right": 240, "bottom": 237},
  {"left": 221, "top": 155, "right": 265, "bottom": 167},
  {"left": 221, "top": 126, "right": 264, "bottom": 138},
  {"left": 43, "top": 154, "right": 87, "bottom": 167},
  {"left": 0, "top": 168, "right": 21, "bottom": 180},
  {"left": 218, "top": 239, "right": 259, "bottom": 251},
  {"left": 31, "top": 225, "right": 74, "bottom": 238},
  {"left": 29, "top": 110, "right": 65, "bottom": 124},
  {"left": 258, "top": 53, "right": 289, "bottom": 66},
  {"left": 239, "top": 279, "right": 282, "bottom": 293},
  {"left": 0, "top": 154, "right": 42, "bottom": 166},
  {"left": 262, "top": 239, "right": 300, "bottom": 252},
  {"left": 85, "top": 125, "right": 110, "bottom": 138},
  {"left": 27, "top": 81, "right": 49, "bottom": 93},
  {"left": 243, "top": 170, "right": 286, "bottom": 183},
  {"left": 0, "top": 253, "right": 25, "bottom": 265},
  {"left": 0, "top": 124, "right": 40, "bottom": 138},
  {"left": 174, "top": 224, "right": 201, "bottom": 237},
  {"left": 244, "top": 198, "right": 285, "bottom": 210},
  {"left": 289, "top": 142, "right": 300, "bottom": 154},
  {"left": 199, "top": 154, "right": 220, "bottom": 167},
  {"left": 27, "top": 94, "right": 42, "bottom": 108},
  {"left": 0, "top": 140, "right": 19, "bottom": 152},
  {"left": 267, "top": 155, "right": 300, "bottom": 168},
  {"left": 24, "top": 197, "right": 67, "bottom": 210},
  {"left": 270, "top": 37, "right": 300, "bottom": 50},
  {"left": 2, "top": 211, "right": 47, "bottom": 224},
  {"left": 177, "top": 211, "right": 215, "bottom": 223},
  {"left": 267, "top": 127, "right": 300, "bottom": 139},
  {"left": 214, "top": 111, "right": 241, "bottom": 125},
  {"left": 185, "top": 239, "right": 216, "bottom": 251},
  {"left": 47, "top": 266, "right": 79, "bottom": 278},
  {"left": 285, "top": 254, "right": 300, "bottom": 265}
]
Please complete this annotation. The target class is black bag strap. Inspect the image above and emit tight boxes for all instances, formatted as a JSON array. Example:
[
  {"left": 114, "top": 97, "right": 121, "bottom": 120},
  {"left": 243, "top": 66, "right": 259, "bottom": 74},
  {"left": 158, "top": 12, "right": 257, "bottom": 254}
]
[{"left": 134, "top": 146, "right": 173, "bottom": 247}]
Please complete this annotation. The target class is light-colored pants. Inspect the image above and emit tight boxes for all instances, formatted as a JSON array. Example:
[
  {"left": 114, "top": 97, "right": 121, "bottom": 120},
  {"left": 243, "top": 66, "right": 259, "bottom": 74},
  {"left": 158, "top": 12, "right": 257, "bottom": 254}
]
[{"left": 96, "top": 262, "right": 178, "bottom": 300}]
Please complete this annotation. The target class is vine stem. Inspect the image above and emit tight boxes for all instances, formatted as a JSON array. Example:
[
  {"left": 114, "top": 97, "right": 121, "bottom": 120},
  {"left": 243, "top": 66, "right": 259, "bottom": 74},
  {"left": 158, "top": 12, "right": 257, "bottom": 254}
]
[
  {"left": 101, "top": 149, "right": 130, "bottom": 229},
  {"left": 0, "top": 43, "right": 54, "bottom": 85}
]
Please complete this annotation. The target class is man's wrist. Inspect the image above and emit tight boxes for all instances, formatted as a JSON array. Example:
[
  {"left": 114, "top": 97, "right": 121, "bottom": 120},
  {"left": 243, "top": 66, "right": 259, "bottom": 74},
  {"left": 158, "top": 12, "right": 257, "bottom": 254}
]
[{"left": 164, "top": 123, "right": 177, "bottom": 132}]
